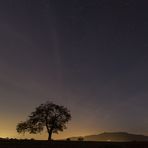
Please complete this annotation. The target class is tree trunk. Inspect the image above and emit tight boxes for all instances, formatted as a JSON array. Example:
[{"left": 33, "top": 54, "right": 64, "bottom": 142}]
[
  {"left": 45, "top": 117, "right": 53, "bottom": 141},
  {"left": 48, "top": 130, "right": 52, "bottom": 141}
]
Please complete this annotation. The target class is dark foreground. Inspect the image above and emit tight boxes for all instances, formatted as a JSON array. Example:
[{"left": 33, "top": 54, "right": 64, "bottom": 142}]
[{"left": 0, "top": 140, "right": 148, "bottom": 148}]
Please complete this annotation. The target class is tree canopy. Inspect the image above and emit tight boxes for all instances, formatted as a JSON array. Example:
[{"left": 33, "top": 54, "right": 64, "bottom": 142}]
[{"left": 16, "top": 102, "right": 71, "bottom": 140}]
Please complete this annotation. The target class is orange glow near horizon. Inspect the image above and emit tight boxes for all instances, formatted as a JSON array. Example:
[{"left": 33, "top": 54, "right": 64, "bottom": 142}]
[
  {"left": 0, "top": 113, "right": 103, "bottom": 140},
  {"left": 0, "top": 121, "right": 103, "bottom": 140}
]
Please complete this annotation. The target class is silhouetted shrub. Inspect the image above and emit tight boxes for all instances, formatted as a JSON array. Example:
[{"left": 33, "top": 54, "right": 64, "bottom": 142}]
[
  {"left": 78, "top": 137, "right": 84, "bottom": 141},
  {"left": 66, "top": 138, "right": 71, "bottom": 141}
]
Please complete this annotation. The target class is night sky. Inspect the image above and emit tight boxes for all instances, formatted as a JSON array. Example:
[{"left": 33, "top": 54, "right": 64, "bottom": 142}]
[{"left": 0, "top": 0, "right": 148, "bottom": 139}]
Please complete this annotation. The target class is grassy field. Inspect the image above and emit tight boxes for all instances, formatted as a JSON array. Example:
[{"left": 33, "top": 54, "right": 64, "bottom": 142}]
[{"left": 0, "top": 140, "right": 148, "bottom": 148}]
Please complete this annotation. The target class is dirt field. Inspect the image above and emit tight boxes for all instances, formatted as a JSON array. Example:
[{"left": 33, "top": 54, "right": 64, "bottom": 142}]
[{"left": 0, "top": 140, "right": 148, "bottom": 148}]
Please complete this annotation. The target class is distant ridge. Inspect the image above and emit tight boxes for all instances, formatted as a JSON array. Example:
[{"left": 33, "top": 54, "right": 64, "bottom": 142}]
[{"left": 68, "top": 132, "right": 148, "bottom": 142}]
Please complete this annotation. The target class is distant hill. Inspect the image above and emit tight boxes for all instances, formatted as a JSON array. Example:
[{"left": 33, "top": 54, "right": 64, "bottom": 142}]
[{"left": 68, "top": 132, "right": 148, "bottom": 142}]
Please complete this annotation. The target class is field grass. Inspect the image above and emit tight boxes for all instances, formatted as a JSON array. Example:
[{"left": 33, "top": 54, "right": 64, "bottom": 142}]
[{"left": 0, "top": 140, "right": 148, "bottom": 148}]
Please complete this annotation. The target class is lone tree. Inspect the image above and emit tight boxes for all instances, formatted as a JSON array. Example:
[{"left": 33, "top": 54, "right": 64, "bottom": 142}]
[{"left": 16, "top": 102, "right": 71, "bottom": 140}]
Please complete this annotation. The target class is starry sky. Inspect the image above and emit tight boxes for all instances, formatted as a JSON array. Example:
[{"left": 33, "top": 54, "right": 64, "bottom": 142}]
[{"left": 0, "top": 0, "right": 148, "bottom": 140}]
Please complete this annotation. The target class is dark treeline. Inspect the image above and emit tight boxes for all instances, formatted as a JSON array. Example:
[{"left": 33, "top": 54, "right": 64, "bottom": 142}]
[{"left": 0, "top": 140, "right": 148, "bottom": 148}]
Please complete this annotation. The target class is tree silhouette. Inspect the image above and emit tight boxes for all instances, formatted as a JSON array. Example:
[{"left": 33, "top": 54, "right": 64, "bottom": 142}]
[{"left": 16, "top": 102, "right": 71, "bottom": 140}]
